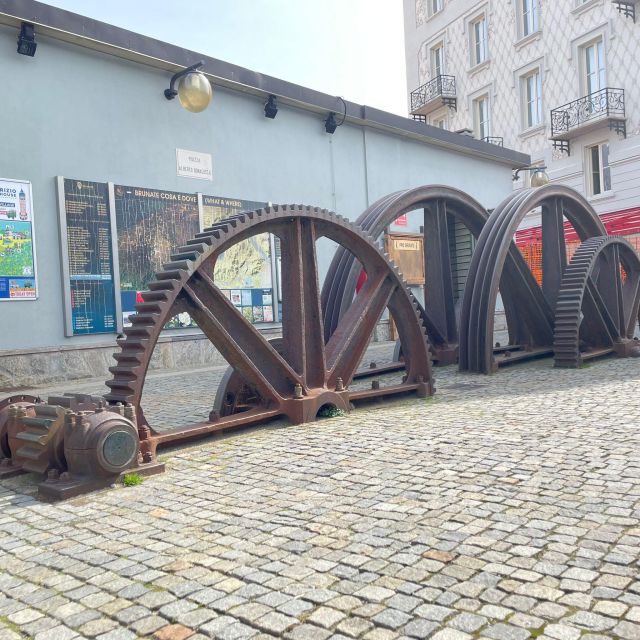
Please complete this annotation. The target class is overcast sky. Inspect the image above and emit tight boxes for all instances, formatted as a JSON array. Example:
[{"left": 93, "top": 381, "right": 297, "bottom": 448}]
[{"left": 44, "top": 0, "right": 408, "bottom": 116}]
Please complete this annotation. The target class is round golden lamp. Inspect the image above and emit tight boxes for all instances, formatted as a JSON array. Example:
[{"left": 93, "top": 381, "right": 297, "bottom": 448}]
[
  {"left": 530, "top": 168, "right": 550, "bottom": 187},
  {"left": 177, "top": 71, "right": 212, "bottom": 113},
  {"left": 165, "top": 61, "right": 212, "bottom": 113}
]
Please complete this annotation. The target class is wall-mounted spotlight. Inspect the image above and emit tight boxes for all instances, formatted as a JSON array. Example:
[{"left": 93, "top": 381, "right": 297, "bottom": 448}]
[
  {"left": 164, "top": 61, "right": 212, "bottom": 113},
  {"left": 17, "top": 22, "right": 37, "bottom": 57},
  {"left": 264, "top": 95, "right": 278, "bottom": 119},
  {"left": 324, "top": 97, "right": 347, "bottom": 134},
  {"left": 325, "top": 112, "right": 338, "bottom": 134},
  {"left": 513, "top": 165, "right": 550, "bottom": 187}
]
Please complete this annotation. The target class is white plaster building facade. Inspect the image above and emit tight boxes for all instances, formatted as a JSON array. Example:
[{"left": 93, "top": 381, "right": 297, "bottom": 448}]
[{"left": 404, "top": 0, "right": 640, "bottom": 224}]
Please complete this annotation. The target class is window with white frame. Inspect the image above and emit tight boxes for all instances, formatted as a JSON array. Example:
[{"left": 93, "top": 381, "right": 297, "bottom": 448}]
[
  {"left": 470, "top": 15, "right": 488, "bottom": 66},
  {"left": 519, "top": 0, "right": 539, "bottom": 38},
  {"left": 586, "top": 142, "right": 611, "bottom": 196},
  {"left": 581, "top": 38, "right": 606, "bottom": 96},
  {"left": 520, "top": 69, "right": 543, "bottom": 129},
  {"left": 431, "top": 43, "right": 445, "bottom": 77},
  {"left": 428, "top": 0, "right": 444, "bottom": 18},
  {"left": 473, "top": 95, "right": 491, "bottom": 139}
]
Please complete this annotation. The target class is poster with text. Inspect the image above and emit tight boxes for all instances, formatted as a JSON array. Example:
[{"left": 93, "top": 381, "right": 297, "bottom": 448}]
[
  {"left": 0, "top": 179, "right": 37, "bottom": 301},
  {"left": 202, "top": 195, "right": 274, "bottom": 323},
  {"left": 60, "top": 178, "right": 117, "bottom": 334},
  {"left": 115, "top": 184, "right": 200, "bottom": 328}
]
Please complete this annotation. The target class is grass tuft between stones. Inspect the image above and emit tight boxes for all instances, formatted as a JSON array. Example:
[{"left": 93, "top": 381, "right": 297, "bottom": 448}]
[
  {"left": 0, "top": 616, "right": 21, "bottom": 634},
  {"left": 122, "top": 472, "right": 144, "bottom": 487},
  {"left": 317, "top": 405, "right": 347, "bottom": 418}
]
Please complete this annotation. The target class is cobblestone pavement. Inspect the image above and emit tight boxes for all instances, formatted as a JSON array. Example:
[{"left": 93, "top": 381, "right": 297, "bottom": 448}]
[{"left": 1, "top": 350, "right": 640, "bottom": 640}]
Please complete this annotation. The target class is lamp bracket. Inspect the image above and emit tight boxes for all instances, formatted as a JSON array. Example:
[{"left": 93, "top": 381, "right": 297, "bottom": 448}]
[
  {"left": 513, "top": 165, "right": 548, "bottom": 182},
  {"left": 164, "top": 61, "right": 204, "bottom": 100}
]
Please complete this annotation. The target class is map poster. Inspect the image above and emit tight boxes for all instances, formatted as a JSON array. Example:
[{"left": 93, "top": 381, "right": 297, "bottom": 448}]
[
  {"left": 0, "top": 178, "right": 37, "bottom": 301},
  {"left": 115, "top": 184, "right": 200, "bottom": 328},
  {"left": 57, "top": 177, "right": 119, "bottom": 335},
  {"left": 202, "top": 195, "right": 274, "bottom": 323}
]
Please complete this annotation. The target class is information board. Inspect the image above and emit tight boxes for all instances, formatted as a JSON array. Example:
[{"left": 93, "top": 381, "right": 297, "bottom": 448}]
[
  {"left": 384, "top": 233, "right": 425, "bottom": 285},
  {"left": 57, "top": 178, "right": 119, "bottom": 335},
  {"left": 115, "top": 184, "right": 200, "bottom": 327},
  {"left": 202, "top": 195, "right": 274, "bottom": 323},
  {"left": 0, "top": 178, "right": 37, "bottom": 301}
]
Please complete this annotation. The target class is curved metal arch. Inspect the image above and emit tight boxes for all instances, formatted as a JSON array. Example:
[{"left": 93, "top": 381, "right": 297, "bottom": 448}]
[
  {"left": 459, "top": 184, "right": 607, "bottom": 373},
  {"left": 321, "top": 185, "right": 503, "bottom": 363},
  {"left": 554, "top": 236, "right": 640, "bottom": 367}
]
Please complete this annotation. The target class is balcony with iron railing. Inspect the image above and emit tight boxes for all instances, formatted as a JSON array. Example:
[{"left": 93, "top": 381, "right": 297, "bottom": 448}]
[
  {"left": 550, "top": 87, "right": 626, "bottom": 155},
  {"left": 409, "top": 75, "right": 457, "bottom": 116},
  {"left": 481, "top": 136, "right": 504, "bottom": 147}
]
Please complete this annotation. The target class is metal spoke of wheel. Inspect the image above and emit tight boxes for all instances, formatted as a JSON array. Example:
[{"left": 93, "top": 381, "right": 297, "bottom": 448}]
[
  {"left": 276, "top": 218, "right": 326, "bottom": 389},
  {"left": 541, "top": 197, "right": 567, "bottom": 308},
  {"left": 179, "top": 271, "right": 300, "bottom": 399},
  {"left": 423, "top": 200, "right": 457, "bottom": 344},
  {"left": 326, "top": 271, "right": 397, "bottom": 387}
]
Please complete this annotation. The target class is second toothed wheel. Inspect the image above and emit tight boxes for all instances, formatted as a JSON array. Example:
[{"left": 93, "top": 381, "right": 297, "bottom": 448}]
[
  {"left": 106, "top": 204, "right": 434, "bottom": 431},
  {"left": 554, "top": 235, "right": 640, "bottom": 368}
]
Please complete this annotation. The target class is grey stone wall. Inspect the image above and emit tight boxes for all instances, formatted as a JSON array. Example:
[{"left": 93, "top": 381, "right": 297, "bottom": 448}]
[{"left": 1, "top": 322, "right": 391, "bottom": 391}]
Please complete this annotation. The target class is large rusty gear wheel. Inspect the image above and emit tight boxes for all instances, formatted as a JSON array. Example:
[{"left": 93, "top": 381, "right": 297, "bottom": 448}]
[
  {"left": 106, "top": 205, "right": 434, "bottom": 450},
  {"left": 321, "top": 186, "right": 492, "bottom": 365},
  {"left": 554, "top": 236, "right": 640, "bottom": 367},
  {"left": 459, "top": 185, "right": 607, "bottom": 373}
]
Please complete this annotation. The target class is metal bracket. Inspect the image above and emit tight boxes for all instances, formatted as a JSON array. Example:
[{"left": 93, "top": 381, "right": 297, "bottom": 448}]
[
  {"left": 609, "top": 119, "right": 627, "bottom": 139},
  {"left": 613, "top": 1, "right": 636, "bottom": 22},
  {"left": 552, "top": 139, "right": 570, "bottom": 156},
  {"left": 443, "top": 97, "right": 457, "bottom": 112}
]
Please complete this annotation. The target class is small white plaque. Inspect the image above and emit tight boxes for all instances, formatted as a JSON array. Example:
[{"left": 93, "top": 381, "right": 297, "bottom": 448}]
[{"left": 176, "top": 148, "right": 213, "bottom": 181}]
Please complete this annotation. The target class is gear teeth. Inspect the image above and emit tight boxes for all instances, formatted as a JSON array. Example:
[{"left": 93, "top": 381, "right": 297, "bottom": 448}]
[
  {"left": 156, "top": 269, "right": 186, "bottom": 281},
  {"left": 148, "top": 280, "right": 178, "bottom": 291},
  {"left": 141, "top": 290, "right": 169, "bottom": 302},
  {"left": 112, "top": 352, "right": 142, "bottom": 364},
  {"left": 134, "top": 301, "right": 163, "bottom": 314},
  {"left": 553, "top": 235, "right": 633, "bottom": 368},
  {"left": 107, "top": 366, "right": 139, "bottom": 379},
  {"left": 116, "top": 336, "right": 148, "bottom": 350}
]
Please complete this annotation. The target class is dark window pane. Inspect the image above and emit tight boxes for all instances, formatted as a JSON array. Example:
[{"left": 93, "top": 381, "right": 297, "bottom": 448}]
[{"left": 591, "top": 146, "right": 601, "bottom": 195}]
